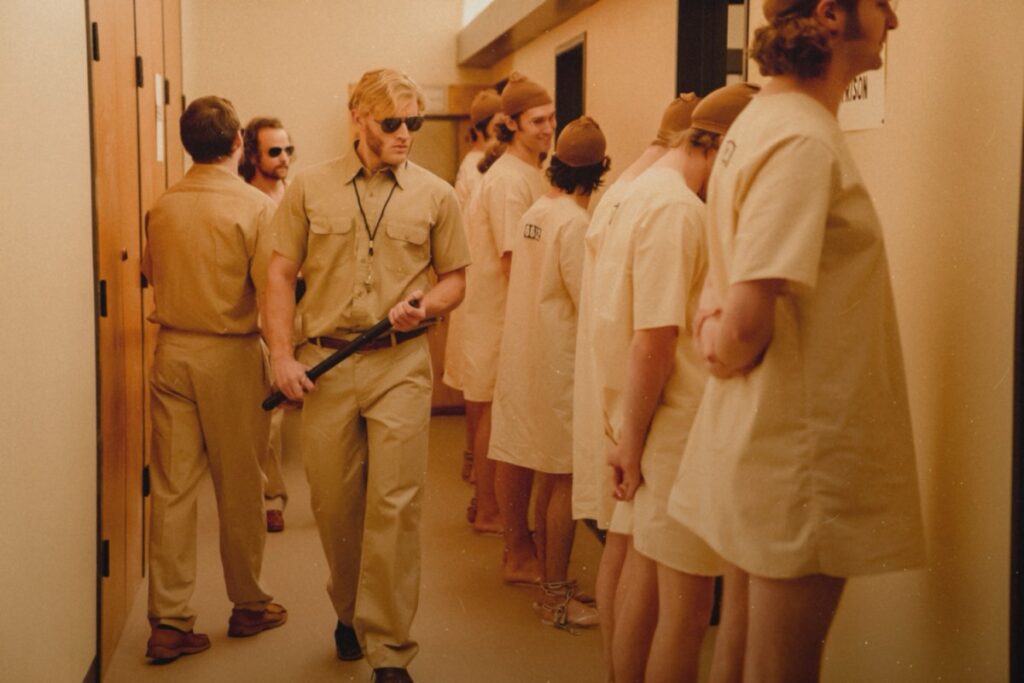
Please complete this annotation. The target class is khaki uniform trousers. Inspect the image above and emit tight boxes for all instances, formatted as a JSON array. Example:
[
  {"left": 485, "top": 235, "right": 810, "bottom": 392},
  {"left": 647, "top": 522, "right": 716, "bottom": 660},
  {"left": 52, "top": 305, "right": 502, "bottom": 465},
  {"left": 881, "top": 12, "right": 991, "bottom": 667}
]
[
  {"left": 147, "top": 329, "right": 273, "bottom": 631},
  {"left": 261, "top": 409, "right": 289, "bottom": 505},
  {"left": 298, "top": 335, "right": 432, "bottom": 669}
]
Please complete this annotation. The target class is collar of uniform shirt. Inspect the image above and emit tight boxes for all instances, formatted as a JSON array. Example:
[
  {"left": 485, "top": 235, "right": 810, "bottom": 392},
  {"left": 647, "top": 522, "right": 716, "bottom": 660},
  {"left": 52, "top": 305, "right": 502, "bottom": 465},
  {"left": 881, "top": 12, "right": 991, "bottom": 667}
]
[{"left": 340, "top": 141, "right": 408, "bottom": 189}]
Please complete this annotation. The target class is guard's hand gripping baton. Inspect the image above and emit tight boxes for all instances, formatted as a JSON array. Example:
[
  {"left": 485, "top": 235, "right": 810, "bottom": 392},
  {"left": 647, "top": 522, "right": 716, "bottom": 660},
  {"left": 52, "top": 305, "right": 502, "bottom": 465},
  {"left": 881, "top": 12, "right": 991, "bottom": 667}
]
[{"left": 261, "top": 299, "right": 420, "bottom": 411}]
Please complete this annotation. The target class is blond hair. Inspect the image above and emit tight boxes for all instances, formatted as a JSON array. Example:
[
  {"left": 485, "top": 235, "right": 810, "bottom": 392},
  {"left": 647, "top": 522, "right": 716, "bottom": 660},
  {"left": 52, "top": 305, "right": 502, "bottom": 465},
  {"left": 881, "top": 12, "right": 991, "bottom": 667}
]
[{"left": 349, "top": 68, "right": 426, "bottom": 118}]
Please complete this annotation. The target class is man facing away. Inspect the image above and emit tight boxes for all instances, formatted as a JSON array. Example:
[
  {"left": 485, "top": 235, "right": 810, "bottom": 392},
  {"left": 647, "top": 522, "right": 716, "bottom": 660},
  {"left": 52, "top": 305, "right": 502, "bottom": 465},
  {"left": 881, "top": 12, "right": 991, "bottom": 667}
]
[
  {"left": 263, "top": 68, "right": 470, "bottom": 683},
  {"left": 142, "top": 96, "right": 286, "bottom": 663},
  {"left": 241, "top": 116, "right": 295, "bottom": 533}
]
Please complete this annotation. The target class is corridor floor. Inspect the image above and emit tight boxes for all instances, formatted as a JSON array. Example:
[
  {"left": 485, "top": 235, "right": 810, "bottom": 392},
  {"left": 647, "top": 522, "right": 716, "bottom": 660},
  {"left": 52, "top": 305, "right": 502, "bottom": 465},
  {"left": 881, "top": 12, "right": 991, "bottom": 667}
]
[{"left": 104, "top": 415, "right": 609, "bottom": 682}]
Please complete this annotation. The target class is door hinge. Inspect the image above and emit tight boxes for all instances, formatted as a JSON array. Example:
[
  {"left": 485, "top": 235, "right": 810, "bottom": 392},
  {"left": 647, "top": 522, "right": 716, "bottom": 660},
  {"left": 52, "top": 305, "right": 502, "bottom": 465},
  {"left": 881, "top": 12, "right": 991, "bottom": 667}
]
[
  {"left": 142, "top": 464, "right": 151, "bottom": 498},
  {"left": 164, "top": 78, "right": 171, "bottom": 106},
  {"left": 90, "top": 22, "right": 100, "bottom": 61},
  {"left": 97, "top": 280, "right": 107, "bottom": 317},
  {"left": 135, "top": 55, "right": 144, "bottom": 88},
  {"left": 141, "top": 272, "right": 148, "bottom": 289},
  {"left": 100, "top": 539, "right": 110, "bottom": 578}
]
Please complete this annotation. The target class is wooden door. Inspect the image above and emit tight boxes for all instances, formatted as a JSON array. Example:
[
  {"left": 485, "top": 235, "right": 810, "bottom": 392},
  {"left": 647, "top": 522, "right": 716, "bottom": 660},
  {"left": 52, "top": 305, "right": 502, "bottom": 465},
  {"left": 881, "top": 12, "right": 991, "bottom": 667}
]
[
  {"left": 87, "top": 0, "right": 142, "bottom": 668},
  {"left": 134, "top": 0, "right": 169, "bottom": 582}
]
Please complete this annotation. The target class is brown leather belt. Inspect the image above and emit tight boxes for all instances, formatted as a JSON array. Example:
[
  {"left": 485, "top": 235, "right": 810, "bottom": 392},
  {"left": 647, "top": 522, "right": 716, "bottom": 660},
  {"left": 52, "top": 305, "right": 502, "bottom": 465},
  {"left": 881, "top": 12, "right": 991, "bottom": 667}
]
[{"left": 308, "top": 326, "right": 429, "bottom": 352}]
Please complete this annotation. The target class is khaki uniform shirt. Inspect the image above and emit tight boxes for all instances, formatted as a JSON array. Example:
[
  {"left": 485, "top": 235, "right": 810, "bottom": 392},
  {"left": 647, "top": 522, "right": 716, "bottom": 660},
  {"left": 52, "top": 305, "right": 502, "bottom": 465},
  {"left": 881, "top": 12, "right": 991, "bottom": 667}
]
[
  {"left": 490, "top": 194, "right": 587, "bottom": 473},
  {"left": 571, "top": 179, "right": 632, "bottom": 525},
  {"left": 668, "top": 93, "right": 927, "bottom": 578},
  {"left": 458, "top": 153, "right": 546, "bottom": 400},
  {"left": 271, "top": 148, "right": 470, "bottom": 337},
  {"left": 142, "top": 164, "right": 275, "bottom": 334}
]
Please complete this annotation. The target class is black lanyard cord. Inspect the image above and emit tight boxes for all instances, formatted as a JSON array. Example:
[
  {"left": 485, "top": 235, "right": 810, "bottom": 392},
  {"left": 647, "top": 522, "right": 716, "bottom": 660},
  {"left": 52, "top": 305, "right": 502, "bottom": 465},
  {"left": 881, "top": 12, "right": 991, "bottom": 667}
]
[{"left": 352, "top": 176, "right": 399, "bottom": 257}]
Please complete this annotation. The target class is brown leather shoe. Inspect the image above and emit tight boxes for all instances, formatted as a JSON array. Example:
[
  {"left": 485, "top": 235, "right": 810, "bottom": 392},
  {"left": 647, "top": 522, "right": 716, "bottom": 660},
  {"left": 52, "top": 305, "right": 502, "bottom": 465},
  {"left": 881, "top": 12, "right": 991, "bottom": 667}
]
[
  {"left": 228, "top": 602, "right": 288, "bottom": 637},
  {"left": 145, "top": 625, "right": 211, "bottom": 662},
  {"left": 267, "top": 509, "right": 285, "bottom": 533},
  {"left": 372, "top": 668, "right": 413, "bottom": 683}
]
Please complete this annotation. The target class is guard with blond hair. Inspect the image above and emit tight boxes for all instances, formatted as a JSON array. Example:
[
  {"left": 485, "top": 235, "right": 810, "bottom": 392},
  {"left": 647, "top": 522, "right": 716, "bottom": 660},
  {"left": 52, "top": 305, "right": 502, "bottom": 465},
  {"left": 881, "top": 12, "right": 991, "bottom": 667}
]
[{"left": 263, "top": 68, "right": 469, "bottom": 683}]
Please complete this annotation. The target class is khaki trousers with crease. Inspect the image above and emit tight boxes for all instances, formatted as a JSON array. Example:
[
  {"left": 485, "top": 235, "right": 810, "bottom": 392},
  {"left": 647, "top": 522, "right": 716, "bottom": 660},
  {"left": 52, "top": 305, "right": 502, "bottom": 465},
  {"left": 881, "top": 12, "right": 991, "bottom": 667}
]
[
  {"left": 147, "top": 329, "right": 273, "bottom": 631},
  {"left": 299, "top": 335, "right": 432, "bottom": 669}
]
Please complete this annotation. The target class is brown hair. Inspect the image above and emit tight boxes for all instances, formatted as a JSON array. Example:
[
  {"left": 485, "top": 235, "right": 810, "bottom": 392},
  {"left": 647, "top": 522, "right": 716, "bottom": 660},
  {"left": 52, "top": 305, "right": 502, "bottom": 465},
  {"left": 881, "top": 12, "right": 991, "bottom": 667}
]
[
  {"left": 239, "top": 116, "right": 284, "bottom": 181},
  {"left": 686, "top": 128, "right": 723, "bottom": 154},
  {"left": 477, "top": 141, "right": 506, "bottom": 174},
  {"left": 751, "top": 0, "right": 858, "bottom": 79},
  {"left": 180, "top": 96, "right": 240, "bottom": 163}
]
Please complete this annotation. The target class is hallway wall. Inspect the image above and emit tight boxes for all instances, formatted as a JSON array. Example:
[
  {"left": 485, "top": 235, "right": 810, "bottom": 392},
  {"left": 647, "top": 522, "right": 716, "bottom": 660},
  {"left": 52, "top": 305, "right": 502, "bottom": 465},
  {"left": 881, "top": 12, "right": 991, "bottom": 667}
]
[
  {"left": 0, "top": 1, "right": 98, "bottom": 680},
  {"left": 499, "top": 0, "right": 1022, "bottom": 679},
  {"left": 487, "top": 0, "right": 679, "bottom": 196},
  {"left": 180, "top": 0, "right": 491, "bottom": 173}
]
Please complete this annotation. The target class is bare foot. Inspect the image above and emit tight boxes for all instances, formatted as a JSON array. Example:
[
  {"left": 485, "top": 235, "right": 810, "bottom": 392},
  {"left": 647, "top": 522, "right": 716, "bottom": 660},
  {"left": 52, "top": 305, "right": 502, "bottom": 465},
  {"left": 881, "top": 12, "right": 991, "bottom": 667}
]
[
  {"left": 503, "top": 553, "right": 543, "bottom": 586},
  {"left": 473, "top": 514, "right": 503, "bottom": 535}
]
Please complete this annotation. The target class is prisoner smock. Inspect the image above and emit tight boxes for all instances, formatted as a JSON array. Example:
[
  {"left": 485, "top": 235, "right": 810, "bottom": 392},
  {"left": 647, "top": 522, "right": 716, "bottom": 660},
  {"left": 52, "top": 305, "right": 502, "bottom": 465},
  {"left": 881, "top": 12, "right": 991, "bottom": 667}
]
[
  {"left": 571, "top": 179, "right": 632, "bottom": 527},
  {"left": 588, "top": 166, "right": 722, "bottom": 574},
  {"left": 489, "top": 194, "right": 586, "bottom": 473},
  {"left": 443, "top": 148, "right": 486, "bottom": 391},
  {"left": 458, "top": 152, "right": 546, "bottom": 401},
  {"left": 668, "top": 92, "right": 927, "bottom": 578},
  {"left": 270, "top": 150, "right": 470, "bottom": 337},
  {"left": 142, "top": 163, "right": 275, "bottom": 334}
]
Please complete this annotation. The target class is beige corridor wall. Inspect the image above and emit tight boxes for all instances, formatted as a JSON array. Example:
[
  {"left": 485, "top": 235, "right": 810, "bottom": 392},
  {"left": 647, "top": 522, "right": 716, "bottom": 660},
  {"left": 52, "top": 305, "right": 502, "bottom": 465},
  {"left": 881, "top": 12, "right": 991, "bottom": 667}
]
[
  {"left": 181, "top": 0, "right": 490, "bottom": 172},
  {"left": 503, "top": 0, "right": 1022, "bottom": 679},
  {"left": 0, "top": 1, "right": 98, "bottom": 681},
  {"left": 488, "top": 0, "right": 679, "bottom": 195}
]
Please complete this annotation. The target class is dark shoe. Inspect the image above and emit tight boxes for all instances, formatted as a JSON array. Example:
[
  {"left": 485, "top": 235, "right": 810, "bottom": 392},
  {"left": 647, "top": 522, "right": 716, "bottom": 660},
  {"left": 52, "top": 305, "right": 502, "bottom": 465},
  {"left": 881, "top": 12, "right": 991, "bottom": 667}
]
[
  {"left": 228, "top": 602, "right": 287, "bottom": 637},
  {"left": 267, "top": 509, "right": 285, "bottom": 533},
  {"left": 372, "top": 668, "right": 413, "bottom": 683},
  {"left": 145, "top": 625, "right": 211, "bottom": 662},
  {"left": 335, "top": 621, "right": 364, "bottom": 661}
]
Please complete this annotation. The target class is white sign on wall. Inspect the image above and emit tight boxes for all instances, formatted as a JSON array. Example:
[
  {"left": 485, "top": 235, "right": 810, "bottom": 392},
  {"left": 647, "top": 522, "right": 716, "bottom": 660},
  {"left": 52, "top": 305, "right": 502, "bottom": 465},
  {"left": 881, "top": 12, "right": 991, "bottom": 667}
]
[{"left": 838, "top": 55, "right": 887, "bottom": 131}]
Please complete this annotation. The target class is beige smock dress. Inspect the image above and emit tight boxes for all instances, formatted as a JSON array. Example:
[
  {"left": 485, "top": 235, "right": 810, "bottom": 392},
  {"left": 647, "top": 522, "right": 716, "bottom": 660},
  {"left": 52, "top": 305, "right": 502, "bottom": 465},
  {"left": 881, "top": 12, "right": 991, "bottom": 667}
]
[
  {"left": 668, "top": 93, "right": 927, "bottom": 578},
  {"left": 489, "top": 194, "right": 587, "bottom": 473},
  {"left": 571, "top": 179, "right": 632, "bottom": 528},
  {"left": 442, "top": 149, "right": 485, "bottom": 391},
  {"left": 458, "top": 153, "right": 546, "bottom": 401},
  {"left": 589, "top": 166, "right": 722, "bottom": 574}
]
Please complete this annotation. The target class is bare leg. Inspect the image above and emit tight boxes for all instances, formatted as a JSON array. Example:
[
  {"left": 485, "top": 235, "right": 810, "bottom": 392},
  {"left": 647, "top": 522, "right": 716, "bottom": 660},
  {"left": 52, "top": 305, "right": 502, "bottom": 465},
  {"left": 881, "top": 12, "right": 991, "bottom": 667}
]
[
  {"left": 533, "top": 472, "right": 554, "bottom": 571},
  {"left": 597, "top": 531, "right": 629, "bottom": 679},
  {"left": 495, "top": 461, "right": 541, "bottom": 583},
  {"left": 462, "top": 399, "right": 483, "bottom": 483},
  {"left": 709, "top": 564, "right": 749, "bottom": 683},
  {"left": 470, "top": 401, "right": 501, "bottom": 533},
  {"left": 645, "top": 564, "right": 714, "bottom": 683},
  {"left": 611, "top": 540, "right": 658, "bottom": 683},
  {"left": 744, "top": 573, "right": 846, "bottom": 683},
  {"left": 540, "top": 474, "right": 574, "bottom": 581}
]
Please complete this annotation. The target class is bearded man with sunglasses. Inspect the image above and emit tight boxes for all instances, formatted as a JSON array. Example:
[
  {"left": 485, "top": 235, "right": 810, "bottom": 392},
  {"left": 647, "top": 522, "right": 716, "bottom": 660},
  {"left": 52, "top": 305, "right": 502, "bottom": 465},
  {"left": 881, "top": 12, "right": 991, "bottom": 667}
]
[
  {"left": 240, "top": 116, "right": 294, "bottom": 205},
  {"left": 264, "top": 68, "right": 469, "bottom": 683}
]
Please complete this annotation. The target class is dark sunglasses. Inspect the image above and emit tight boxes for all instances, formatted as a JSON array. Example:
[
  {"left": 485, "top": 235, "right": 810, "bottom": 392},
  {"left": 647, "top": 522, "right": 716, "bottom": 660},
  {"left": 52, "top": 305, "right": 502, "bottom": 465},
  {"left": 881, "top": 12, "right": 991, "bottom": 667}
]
[
  {"left": 377, "top": 116, "right": 424, "bottom": 133},
  {"left": 268, "top": 145, "right": 294, "bottom": 158}
]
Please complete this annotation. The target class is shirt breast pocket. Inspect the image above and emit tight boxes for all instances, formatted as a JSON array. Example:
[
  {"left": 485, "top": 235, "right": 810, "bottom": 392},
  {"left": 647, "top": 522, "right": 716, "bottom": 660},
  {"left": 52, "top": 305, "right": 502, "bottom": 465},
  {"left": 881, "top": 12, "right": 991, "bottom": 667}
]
[
  {"left": 306, "top": 216, "right": 356, "bottom": 290},
  {"left": 384, "top": 220, "right": 430, "bottom": 275}
]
